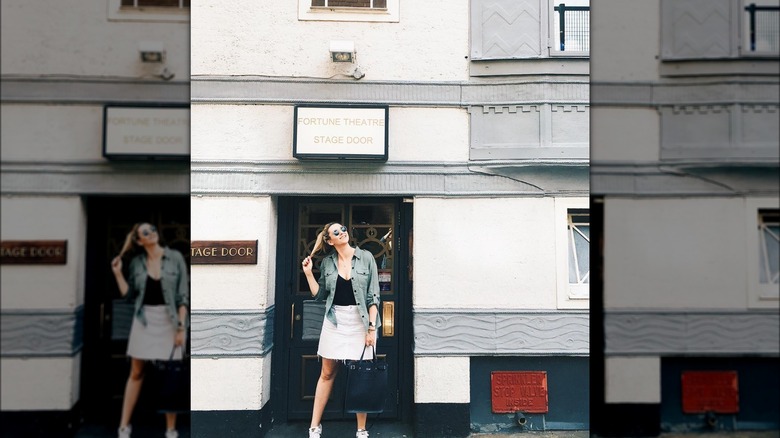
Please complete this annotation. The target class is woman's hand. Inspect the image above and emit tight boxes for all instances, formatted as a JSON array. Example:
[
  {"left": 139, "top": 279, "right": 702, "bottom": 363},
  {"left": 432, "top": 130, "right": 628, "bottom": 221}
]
[
  {"left": 111, "top": 256, "right": 123, "bottom": 275},
  {"left": 174, "top": 330, "right": 185, "bottom": 347},
  {"left": 302, "top": 256, "right": 313, "bottom": 275},
  {"left": 365, "top": 329, "right": 376, "bottom": 347}
]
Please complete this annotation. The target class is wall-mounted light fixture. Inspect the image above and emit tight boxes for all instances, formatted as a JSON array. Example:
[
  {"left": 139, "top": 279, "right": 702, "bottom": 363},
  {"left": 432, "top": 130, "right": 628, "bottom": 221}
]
[
  {"left": 139, "top": 41, "right": 165, "bottom": 63},
  {"left": 329, "top": 40, "right": 355, "bottom": 63}
]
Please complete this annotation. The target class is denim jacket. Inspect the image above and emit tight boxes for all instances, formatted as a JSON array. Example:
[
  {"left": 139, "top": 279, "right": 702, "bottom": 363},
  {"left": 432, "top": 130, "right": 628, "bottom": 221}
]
[
  {"left": 125, "top": 247, "right": 189, "bottom": 327},
  {"left": 313, "top": 246, "right": 381, "bottom": 331}
]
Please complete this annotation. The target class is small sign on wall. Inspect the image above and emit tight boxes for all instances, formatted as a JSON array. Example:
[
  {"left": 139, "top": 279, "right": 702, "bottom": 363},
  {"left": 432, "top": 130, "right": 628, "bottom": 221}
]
[
  {"left": 103, "top": 105, "right": 189, "bottom": 159},
  {"left": 0, "top": 240, "right": 67, "bottom": 264},
  {"left": 681, "top": 371, "right": 739, "bottom": 414},
  {"left": 491, "top": 371, "right": 549, "bottom": 413},
  {"left": 293, "top": 105, "right": 388, "bottom": 160},
  {"left": 191, "top": 240, "right": 258, "bottom": 264}
]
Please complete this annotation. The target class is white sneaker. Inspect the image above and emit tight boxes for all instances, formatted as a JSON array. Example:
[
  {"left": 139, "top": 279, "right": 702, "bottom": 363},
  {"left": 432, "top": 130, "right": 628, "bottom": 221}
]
[
  {"left": 165, "top": 429, "right": 179, "bottom": 438},
  {"left": 356, "top": 429, "right": 369, "bottom": 438},
  {"left": 117, "top": 425, "right": 131, "bottom": 438},
  {"left": 308, "top": 424, "right": 322, "bottom": 438}
]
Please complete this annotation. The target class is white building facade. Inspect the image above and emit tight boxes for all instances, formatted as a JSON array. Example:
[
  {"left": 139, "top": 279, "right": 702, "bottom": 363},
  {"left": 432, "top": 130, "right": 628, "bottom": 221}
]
[
  {"left": 590, "top": 0, "right": 779, "bottom": 434},
  {"left": 1, "top": 1, "right": 190, "bottom": 435},
  {"left": 191, "top": 1, "right": 590, "bottom": 436}
]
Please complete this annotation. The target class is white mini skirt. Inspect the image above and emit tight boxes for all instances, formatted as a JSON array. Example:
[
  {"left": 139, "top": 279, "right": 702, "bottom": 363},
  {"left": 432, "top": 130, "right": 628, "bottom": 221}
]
[
  {"left": 127, "top": 305, "right": 185, "bottom": 360},
  {"left": 318, "top": 305, "right": 372, "bottom": 361}
]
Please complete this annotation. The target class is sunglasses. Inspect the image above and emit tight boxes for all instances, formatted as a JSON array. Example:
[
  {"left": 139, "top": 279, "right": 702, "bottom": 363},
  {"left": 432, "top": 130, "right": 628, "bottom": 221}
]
[
  {"left": 139, "top": 226, "right": 157, "bottom": 237},
  {"left": 331, "top": 226, "right": 348, "bottom": 237}
]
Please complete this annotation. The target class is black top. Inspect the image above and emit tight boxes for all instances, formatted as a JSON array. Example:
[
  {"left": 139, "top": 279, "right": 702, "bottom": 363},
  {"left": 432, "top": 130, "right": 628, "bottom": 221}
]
[
  {"left": 333, "top": 274, "right": 357, "bottom": 306},
  {"left": 142, "top": 275, "right": 165, "bottom": 305}
]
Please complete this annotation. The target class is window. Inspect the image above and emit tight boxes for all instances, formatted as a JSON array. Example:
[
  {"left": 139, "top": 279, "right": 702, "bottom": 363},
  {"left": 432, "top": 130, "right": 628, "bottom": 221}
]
[
  {"left": 311, "top": 0, "right": 386, "bottom": 8},
  {"left": 746, "top": 199, "right": 780, "bottom": 308},
  {"left": 551, "top": 1, "right": 590, "bottom": 55},
  {"left": 743, "top": 1, "right": 780, "bottom": 55},
  {"left": 108, "top": 0, "right": 189, "bottom": 22},
  {"left": 555, "top": 198, "right": 589, "bottom": 309},
  {"left": 470, "top": 0, "right": 589, "bottom": 60},
  {"left": 120, "top": 0, "right": 189, "bottom": 7},
  {"left": 661, "top": 0, "right": 779, "bottom": 60},
  {"left": 567, "top": 209, "right": 590, "bottom": 297},
  {"left": 758, "top": 209, "right": 779, "bottom": 286},
  {"left": 298, "top": 0, "right": 399, "bottom": 22}
]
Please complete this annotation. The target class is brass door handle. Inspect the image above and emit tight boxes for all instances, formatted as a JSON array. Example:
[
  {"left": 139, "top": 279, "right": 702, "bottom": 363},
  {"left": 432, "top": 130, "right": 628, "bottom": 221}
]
[
  {"left": 291, "top": 303, "right": 295, "bottom": 339},
  {"left": 382, "top": 301, "right": 394, "bottom": 337}
]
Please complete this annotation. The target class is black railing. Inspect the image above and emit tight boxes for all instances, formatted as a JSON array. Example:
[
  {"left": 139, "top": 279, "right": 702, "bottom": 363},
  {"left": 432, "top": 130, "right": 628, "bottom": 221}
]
[
  {"left": 745, "top": 3, "right": 780, "bottom": 52},
  {"left": 554, "top": 4, "right": 590, "bottom": 52}
]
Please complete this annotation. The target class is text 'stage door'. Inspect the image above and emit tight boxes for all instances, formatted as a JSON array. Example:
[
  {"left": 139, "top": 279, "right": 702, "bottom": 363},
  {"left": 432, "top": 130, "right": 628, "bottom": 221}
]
[{"left": 286, "top": 200, "right": 401, "bottom": 420}]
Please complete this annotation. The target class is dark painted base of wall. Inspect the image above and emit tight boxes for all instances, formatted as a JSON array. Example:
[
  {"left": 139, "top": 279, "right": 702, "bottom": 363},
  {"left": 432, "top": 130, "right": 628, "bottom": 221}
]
[
  {"left": 414, "top": 403, "right": 470, "bottom": 438},
  {"left": 1, "top": 406, "right": 81, "bottom": 438},
  {"left": 592, "top": 403, "right": 661, "bottom": 437},
  {"left": 191, "top": 405, "right": 272, "bottom": 438}
]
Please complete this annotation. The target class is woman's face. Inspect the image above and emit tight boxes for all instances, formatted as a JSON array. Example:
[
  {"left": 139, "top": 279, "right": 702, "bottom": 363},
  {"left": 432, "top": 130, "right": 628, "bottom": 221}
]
[
  {"left": 136, "top": 223, "right": 159, "bottom": 245},
  {"left": 327, "top": 223, "right": 349, "bottom": 245}
]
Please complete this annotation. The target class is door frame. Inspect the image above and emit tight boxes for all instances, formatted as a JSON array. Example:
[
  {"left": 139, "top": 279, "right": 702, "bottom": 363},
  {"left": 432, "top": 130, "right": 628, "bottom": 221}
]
[{"left": 271, "top": 196, "right": 414, "bottom": 423}]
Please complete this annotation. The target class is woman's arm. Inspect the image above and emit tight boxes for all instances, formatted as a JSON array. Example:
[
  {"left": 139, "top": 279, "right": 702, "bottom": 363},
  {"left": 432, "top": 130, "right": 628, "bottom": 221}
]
[
  {"left": 174, "top": 250, "right": 190, "bottom": 320},
  {"left": 302, "top": 256, "right": 325, "bottom": 298},
  {"left": 111, "top": 256, "right": 130, "bottom": 296}
]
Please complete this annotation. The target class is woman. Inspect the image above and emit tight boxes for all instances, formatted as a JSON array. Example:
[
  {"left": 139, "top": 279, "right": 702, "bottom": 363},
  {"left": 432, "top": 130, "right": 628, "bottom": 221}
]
[
  {"left": 110, "top": 223, "right": 189, "bottom": 438},
  {"left": 301, "top": 222, "right": 382, "bottom": 438}
]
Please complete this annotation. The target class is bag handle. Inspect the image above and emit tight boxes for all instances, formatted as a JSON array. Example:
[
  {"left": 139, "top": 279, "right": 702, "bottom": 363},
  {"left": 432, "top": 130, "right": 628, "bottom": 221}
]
[
  {"left": 358, "top": 345, "right": 376, "bottom": 362},
  {"left": 168, "top": 344, "right": 186, "bottom": 361}
]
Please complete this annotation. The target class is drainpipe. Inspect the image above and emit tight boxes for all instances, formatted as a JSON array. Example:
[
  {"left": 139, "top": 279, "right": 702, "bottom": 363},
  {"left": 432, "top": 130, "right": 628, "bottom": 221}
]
[{"left": 514, "top": 412, "right": 527, "bottom": 428}]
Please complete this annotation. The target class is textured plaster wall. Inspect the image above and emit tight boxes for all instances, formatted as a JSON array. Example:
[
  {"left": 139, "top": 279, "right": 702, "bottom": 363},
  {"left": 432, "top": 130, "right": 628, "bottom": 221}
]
[
  {"left": 414, "top": 356, "right": 470, "bottom": 403},
  {"left": 603, "top": 197, "right": 749, "bottom": 309},
  {"left": 190, "top": 196, "right": 276, "bottom": 310},
  {"left": 605, "top": 356, "right": 661, "bottom": 403},
  {"left": 191, "top": 105, "right": 469, "bottom": 163},
  {"left": 0, "top": 196, "right": 86, "bottom": 309},
  {"left": 191, "top": 0, "right": 469, "bottom": 80},
  {"left": 0, "top": 105, "right": 105, "bottom": 162},
  {"left": 590, "top": 108, "right": 660, "bottom": 163},
  {"left": 191, "top": 356, "right": 269, "bottom": 411},
  {"left": 0, "top": 355, "right": 81, "bottom": 410},
  {"left": 414, "top": 197, "right": 557, "bottom": 309},
  {"left": 590, "top": 0, "right": 660, "bottom": 82},
  {"left": 0, "top": 0, "right": 189, "bottom": 78}
]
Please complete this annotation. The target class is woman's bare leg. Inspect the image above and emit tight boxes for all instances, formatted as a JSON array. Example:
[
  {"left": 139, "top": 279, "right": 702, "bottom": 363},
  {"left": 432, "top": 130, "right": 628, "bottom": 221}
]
[
  {"left": 310, "top": 359, "right": 340, "bottom": 429},
  {"left": 119, "top": 358, "right": 146, "bottom": 428},
  {"left": 165, "top": 412, "right": 176, "bottom": 430},
  {"left": 356, "top": 412, "right": 367, "bottom": 430}
]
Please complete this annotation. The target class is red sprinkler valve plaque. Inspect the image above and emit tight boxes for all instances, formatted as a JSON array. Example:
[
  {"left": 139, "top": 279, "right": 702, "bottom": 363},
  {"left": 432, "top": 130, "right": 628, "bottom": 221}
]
[
  {"left": 681, "top": 371, "right": 739, "bottom": 414},
  {"left": 491, "top": 371, "right": 548, "bottom": 413}
]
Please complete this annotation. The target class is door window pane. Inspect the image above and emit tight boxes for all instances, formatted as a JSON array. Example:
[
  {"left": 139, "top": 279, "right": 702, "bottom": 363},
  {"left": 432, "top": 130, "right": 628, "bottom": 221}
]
[{"left": 759, "top": 209, "right": 780, "bottom": 284}]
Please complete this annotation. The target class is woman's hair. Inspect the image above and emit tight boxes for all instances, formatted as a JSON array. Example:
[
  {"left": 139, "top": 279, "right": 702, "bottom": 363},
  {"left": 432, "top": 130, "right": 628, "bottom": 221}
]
[
  {"left": 310, "top": 221, "right": 339, "bottom": 258},
  {"left": 117, "top": 222, "right": 145, "bottom": 258}
]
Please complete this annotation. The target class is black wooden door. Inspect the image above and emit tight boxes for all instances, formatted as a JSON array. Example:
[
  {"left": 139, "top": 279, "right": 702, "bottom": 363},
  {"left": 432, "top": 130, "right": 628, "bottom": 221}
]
[
  {"left": 283, "top": 199, "right": 403, "bottom": 420},
  {"left": 81, "top": 196, "right": 190, "bottom": 425}
]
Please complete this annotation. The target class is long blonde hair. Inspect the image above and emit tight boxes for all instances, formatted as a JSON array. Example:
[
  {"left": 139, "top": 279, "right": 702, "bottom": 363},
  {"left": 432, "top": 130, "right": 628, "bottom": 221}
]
[
  {"left": 310, "top": 221, "right": 339, "bottom": 258},
  {"left": 117, "top": 223, "right": 144, "bottom": 258}
]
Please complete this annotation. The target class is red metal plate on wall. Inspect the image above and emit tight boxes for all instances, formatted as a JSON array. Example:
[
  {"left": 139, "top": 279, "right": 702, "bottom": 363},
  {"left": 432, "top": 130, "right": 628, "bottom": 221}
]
[
  {"left": 491, "top": 371, "right": 548, "bottom": 413},
  {"left": 681, "top": 371, "right": 739, "bottom": 414}
]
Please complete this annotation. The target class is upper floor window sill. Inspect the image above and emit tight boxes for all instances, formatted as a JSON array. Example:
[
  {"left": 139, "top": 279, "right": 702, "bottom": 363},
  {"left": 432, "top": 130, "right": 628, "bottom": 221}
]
[{"left": 659, "top": 58, "right": 780, "bottom": 77}]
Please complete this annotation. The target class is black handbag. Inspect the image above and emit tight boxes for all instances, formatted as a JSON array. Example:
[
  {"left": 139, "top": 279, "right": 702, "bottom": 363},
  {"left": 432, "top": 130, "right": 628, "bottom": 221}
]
[
  {"left": 344, "top": 346, "right": 388, "bottom": 414},
  {"left": 151, "top": 345, "right": 190, "bottom": 413}
]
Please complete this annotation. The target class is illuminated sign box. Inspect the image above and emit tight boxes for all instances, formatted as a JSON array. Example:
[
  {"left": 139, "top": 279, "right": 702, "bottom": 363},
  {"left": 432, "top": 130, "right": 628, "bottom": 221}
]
[
  {"left": 103, "top": 105, "right": 189, "bottom": 159},
  {"left": 293, "top": 105, "right": 388, "bottom": 161}
]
